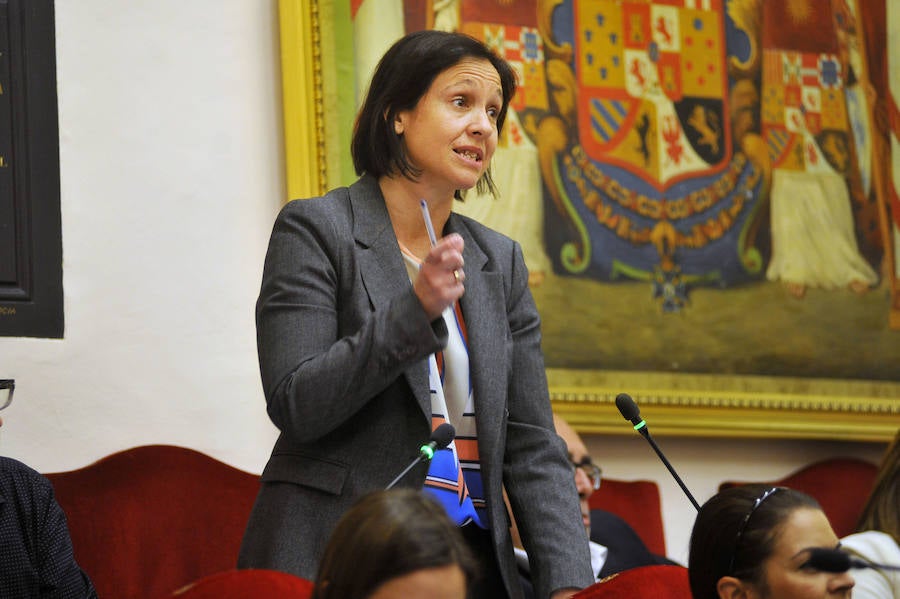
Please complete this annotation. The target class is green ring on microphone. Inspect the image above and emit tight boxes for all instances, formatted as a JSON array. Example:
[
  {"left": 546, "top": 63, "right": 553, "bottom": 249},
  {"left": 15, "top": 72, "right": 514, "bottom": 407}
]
[
  {"left": 420, "top": 445, "right": 435, "bottom": 460},
  {"left": 633, "top": 420, "right": 647, "bottom": 431}
]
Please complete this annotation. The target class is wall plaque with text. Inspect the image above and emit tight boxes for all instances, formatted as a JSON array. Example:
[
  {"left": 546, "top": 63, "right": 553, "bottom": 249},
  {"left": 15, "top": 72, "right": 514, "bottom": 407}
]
[{"left": 0, "top": 0, "right": 62, "bottom": 338}]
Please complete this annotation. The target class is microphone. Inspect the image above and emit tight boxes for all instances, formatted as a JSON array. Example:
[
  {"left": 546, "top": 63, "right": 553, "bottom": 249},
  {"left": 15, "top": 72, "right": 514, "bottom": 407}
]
[
  {"left": 385, "top": 423, "right": 455, "bottom": 490},
  {"left": 615, "top": 393, "right": 701, "bottom": 511},
  {"left": 806, "top": 547, "right": 900, "bottom": 573},
  {"left": 615, "top": 392, "right": 647, "bottom": 435}
]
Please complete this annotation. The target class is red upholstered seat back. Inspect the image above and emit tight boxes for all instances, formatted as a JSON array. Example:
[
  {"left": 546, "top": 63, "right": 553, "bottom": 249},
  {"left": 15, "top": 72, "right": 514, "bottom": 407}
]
[
  {"left": 170, "top": 569, "right": 314, "bottom": 598},
  {"left": 718, "top": 457, "right": 878, "bottom": 538},
  {"left": 572, "top": 564, "right": 690, "bottom": 598},
  {"left": 588, "top": 478, "right": 666, "bottom": 556},
  {"left": 45, "top": 445, "right": 260, "bottom": 599}
]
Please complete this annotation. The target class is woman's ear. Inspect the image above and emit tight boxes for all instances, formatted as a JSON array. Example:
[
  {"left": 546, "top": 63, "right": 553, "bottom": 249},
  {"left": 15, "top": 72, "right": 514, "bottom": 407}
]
[
  {"left": 716, "top": 575, "right": 752, "bottom": 599},
  {"left": 394, "top": 113, "right": 404, "bottom": 135}
]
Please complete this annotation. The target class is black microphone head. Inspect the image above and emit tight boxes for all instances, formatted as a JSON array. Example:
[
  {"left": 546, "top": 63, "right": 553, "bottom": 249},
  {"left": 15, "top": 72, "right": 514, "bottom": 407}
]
[
  {"left": 431, "top": 423, "right": 456, "bottom": 449},
  {"left": 806, "top": 548, "right": 851, "bottom": 573},
  {"left": 615, "top": 393, "right": 641, "bottom": 424}
]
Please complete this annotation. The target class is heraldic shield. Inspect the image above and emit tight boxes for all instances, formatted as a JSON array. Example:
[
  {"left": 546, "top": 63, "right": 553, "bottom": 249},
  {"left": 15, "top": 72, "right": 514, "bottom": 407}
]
[{"left": 537, "top": 0, "right": 768, "bottom": 308}]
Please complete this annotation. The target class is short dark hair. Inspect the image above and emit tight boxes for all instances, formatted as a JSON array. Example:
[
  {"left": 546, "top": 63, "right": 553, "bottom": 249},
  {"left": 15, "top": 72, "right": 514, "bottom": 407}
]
[
  {"left": 312, "top": 489, "right": 477, "bottom": 599},
  {"left": 688, "top": 484, "right": 820, "bottom": 599},
  {"left": 351, "top": 30, "right": 518, "bottom": 198}
]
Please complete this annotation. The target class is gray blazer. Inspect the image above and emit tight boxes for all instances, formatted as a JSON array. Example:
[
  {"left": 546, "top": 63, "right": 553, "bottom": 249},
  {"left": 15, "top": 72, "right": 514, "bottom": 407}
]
[{"left": 237, "top": 175, "right": 593, "bottom": 598}]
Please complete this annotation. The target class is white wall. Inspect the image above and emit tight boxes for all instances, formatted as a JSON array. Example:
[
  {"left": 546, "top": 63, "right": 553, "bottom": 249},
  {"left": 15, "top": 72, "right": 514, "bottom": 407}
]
[
  {"left": 0, "top": 0, "right": 886, "bottom": 574},
  {"left": 0, "top": 0, "right": 283, "bottom": 473}
]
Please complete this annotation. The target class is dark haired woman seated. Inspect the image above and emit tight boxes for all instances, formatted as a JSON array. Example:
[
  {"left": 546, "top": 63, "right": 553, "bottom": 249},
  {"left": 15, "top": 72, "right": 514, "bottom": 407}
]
[
  {"left": 688, "top": 484, "right": 854, "bottom": 599},
  {"left": 312, "top": 489, "right": 477, "bottom": 599}
]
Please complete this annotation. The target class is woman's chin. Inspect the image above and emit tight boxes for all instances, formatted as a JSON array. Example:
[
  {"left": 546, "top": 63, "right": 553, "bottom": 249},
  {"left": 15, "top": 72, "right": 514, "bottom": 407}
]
[{"left": 455, "top": 172, "right": 483, "bottom": 192}]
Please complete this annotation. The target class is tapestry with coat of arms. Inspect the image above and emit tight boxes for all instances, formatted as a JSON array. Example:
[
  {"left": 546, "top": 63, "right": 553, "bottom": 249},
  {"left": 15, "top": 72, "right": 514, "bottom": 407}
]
[
  {"left": 418, "top": 0, "right": 873, "bottom": 311},
  {"left": 449, "top": 0, "right": 771, "bottom": 312}
]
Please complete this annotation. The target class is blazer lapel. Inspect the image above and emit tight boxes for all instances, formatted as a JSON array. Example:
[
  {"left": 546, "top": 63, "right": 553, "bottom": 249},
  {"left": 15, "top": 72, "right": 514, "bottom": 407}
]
[
  {"left": 349, "top": 177, "right": 431, "bottom": 419},
  {"left": 447, "top": 215, "right": 508, "bottom": 449}
]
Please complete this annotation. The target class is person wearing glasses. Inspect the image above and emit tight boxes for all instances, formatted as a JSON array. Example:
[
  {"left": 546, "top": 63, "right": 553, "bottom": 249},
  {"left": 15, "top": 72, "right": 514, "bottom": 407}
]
[
  {"left": 688, "top": 484, "right": 854, "bottom": 599},
  {"left": 557, "top": 414, "right": 677, "bottom": 579},
  {"left": 510, "top": 414, "right": 670, "bottom": 598},
  {"left": 0, "top": 380, "right": 98, "bottom": 598}
]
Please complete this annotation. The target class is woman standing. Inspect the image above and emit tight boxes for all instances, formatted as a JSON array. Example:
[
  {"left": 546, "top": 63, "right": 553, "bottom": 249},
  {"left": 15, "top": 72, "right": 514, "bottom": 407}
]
[{"left": 237, "top": 30, "right": 592, "bottom": 599}]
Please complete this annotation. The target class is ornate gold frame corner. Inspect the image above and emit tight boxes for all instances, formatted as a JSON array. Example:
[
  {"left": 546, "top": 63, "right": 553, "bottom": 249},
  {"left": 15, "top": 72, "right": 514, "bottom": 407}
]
[{"left": 279, "top": 0, "right": 327, "bottom": 201}]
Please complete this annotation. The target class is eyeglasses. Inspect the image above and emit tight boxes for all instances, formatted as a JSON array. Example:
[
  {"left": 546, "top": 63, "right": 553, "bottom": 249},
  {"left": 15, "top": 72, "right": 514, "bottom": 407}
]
[
  {"left": 570, "top": 457, "right": 602, "bottom": 491},
  {"left": 0, "top": 380, "right": 14, "bottom": 411},
  {"left": 728, "top": 486, "right": 782, "bottom": 575}
]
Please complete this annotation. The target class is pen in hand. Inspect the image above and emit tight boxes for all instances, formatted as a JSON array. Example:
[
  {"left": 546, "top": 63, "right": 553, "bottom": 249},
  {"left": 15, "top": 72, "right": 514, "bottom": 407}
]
[
  {"left": 420, "top": 199, "right": 439, "bottom": 247},
  {"left": 419, "top": 199, "right": 462, "bottom": 288}
]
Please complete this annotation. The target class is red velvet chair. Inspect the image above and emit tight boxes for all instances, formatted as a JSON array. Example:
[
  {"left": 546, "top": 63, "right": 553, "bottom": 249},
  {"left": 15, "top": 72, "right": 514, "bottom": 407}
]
[
  {"left": 572, "top": 565, "right": 690, "bottom": 598},
  {"left": 588, "top": 478, "right": 666, "bottom": 556},
  {"left": 45, "top": 445, "right": 261, "bottom": 599},
  {"left": 718, "top": 457, "right": 878, "bottom": 538},
  {"left": 170, "top": 569, "right": 314, "bottom": 598}
]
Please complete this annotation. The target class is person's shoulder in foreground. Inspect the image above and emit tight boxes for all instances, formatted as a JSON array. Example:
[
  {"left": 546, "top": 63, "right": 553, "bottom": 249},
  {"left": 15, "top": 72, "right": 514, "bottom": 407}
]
[
  {"left": 841, "top": 531, "right": 900, "bottom": 599},
  {"left": 0, "top": 456, "right": 98, "bottom": 599}
]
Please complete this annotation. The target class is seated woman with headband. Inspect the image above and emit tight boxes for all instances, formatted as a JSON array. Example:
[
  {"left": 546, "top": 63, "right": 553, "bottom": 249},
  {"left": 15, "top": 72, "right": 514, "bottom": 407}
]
[{"left": 688, "top": 484, "right": 855, "bottom": 599}]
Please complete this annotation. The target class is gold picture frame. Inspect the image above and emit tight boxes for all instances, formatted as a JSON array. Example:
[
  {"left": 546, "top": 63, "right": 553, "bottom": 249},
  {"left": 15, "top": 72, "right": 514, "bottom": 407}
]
[
  {"left": 278, "top": 0, "right": 900, "bottom": 442},
  {"left": 278, "top": 0, "right": 327, "bottom": 201}
]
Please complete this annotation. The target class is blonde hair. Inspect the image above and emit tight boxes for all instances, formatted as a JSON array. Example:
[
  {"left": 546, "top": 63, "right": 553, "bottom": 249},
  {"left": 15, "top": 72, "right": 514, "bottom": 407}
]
[{"left": 856, "top": 429, "right": 900, "bottom": 543}]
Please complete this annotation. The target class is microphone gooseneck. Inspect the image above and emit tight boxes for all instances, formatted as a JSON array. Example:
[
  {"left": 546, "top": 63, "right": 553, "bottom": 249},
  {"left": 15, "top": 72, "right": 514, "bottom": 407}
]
[
  {"left": 615, "top": 392, "right": 701, "bottom": 512},
  {"left": 806, "top": 547, "right": 900, "bottom": 573},
  {"left": 806, "top": 548, "right": 852, "bottom": 573},
  {"left": 421, "top": 422, "right": 455, "bottom": 459},
  {"left": 432, "top": 422, "right": 456, "bottom": 448},
  {"left": 386, "top": 423, "right": 457, "bottom": 490}
]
